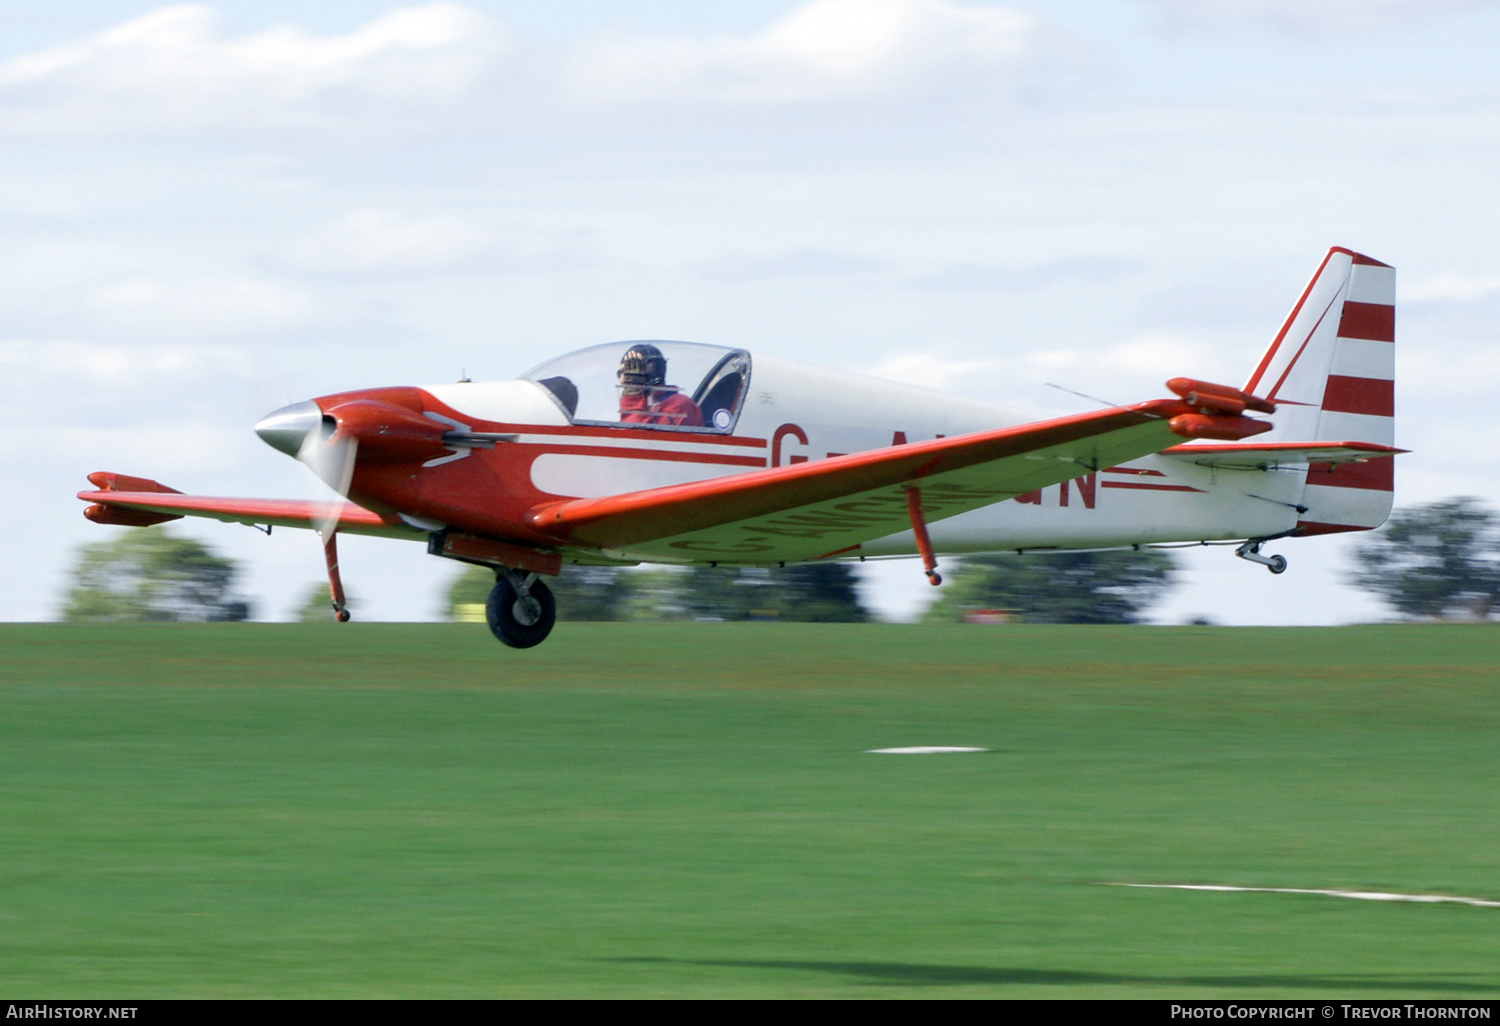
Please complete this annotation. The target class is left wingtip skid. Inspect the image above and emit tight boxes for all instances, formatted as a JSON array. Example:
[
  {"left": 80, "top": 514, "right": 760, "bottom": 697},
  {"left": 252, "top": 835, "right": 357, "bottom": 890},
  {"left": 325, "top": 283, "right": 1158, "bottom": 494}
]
[
  {"left": 1167, "top": 412, "right": 1274, "bottom": 442},
  {"left": 81, "top": 471, "right": 185, "bottom": 526},
  {"left": 86, "top": 471, "right": 183, "bottom": 495}
]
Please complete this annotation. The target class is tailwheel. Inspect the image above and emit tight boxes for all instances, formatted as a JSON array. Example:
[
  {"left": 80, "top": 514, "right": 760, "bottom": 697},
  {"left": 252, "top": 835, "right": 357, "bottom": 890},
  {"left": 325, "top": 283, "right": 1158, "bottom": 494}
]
[
  {"left": 485, "top": 573, "right": 556, "bottom": 649},
  {"left": 1235, "top": 539, "right": 1289, "bottom": 575}
]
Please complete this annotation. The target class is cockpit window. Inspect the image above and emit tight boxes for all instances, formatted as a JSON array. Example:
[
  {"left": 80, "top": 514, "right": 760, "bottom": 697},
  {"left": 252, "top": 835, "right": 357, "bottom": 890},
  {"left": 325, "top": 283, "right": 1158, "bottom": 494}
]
[{"left": 522, "top": 341, "right": 751, "bottom": 433}]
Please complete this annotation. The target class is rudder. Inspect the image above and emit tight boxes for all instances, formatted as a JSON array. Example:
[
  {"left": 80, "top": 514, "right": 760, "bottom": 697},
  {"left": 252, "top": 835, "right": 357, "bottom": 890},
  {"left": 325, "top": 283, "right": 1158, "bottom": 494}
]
[{"left": 1244, "top": 247, "right": 1395, "bottom": 535}]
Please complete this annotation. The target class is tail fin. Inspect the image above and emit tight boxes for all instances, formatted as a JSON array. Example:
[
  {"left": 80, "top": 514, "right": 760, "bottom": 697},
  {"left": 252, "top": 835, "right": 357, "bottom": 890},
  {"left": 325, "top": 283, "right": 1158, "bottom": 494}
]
[{"left": 1244, "top": 247, "right": 1395, "bottom": 535}]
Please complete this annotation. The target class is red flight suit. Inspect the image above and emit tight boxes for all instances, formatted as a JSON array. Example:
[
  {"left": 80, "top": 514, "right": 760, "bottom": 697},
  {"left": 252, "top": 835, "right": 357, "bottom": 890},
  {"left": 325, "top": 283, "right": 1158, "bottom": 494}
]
[{"left": 620, "top": 388, "right": 704, "bottom": 427}]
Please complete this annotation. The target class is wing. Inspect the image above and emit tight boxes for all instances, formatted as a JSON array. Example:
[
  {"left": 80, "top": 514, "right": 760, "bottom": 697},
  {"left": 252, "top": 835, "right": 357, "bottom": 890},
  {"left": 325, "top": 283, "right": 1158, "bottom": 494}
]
[
  {"left": 1161, "top": 440, "right": 1406, "bottom": 472},
  {"left": 528, "top": 398, "right": 1253, "bottom": 563},
  {"left": 78, "top": 473, "right": 421, "bottom": 539}
]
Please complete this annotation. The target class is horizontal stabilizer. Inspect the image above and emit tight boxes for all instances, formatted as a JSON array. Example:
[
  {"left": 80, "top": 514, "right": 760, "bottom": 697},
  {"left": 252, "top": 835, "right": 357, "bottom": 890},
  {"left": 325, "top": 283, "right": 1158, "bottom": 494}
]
[{"left": 1162, "top": 440, "right": 1405, "bottom": 471}]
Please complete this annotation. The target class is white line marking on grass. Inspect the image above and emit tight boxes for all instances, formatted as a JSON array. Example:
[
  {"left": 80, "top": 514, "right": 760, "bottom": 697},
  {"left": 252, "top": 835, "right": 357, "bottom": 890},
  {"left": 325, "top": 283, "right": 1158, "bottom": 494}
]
[
  {"left": 1110, "top": 883, "right": 1500, "bottom": 908},
  {"left": 866, "top": 746, "right": 989, "bottom": 754}
]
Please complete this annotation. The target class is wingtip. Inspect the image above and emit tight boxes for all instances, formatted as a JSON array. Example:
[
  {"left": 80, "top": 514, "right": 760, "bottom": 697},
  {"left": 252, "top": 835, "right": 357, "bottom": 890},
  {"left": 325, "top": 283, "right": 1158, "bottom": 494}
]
[{"left": 85, "top": 472, "right": 182, "bottom": 495}]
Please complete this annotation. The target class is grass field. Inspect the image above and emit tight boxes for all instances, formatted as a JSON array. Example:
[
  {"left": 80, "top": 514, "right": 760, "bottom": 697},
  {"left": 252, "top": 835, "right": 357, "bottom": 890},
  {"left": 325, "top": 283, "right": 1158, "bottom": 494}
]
[{"left": 1, "top": 622, "right": 1497, "bottom": 998}]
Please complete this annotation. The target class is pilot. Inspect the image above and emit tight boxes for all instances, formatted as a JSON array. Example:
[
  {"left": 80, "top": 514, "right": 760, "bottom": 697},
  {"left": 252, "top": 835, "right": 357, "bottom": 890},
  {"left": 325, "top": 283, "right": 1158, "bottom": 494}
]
[{"left": 617, "top": 344, "right": 704, "bottom": 427}]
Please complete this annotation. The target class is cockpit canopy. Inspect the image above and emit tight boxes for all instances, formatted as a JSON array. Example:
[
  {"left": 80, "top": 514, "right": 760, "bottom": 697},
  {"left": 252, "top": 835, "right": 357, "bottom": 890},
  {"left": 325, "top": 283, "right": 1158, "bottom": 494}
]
[{"left": 522, "top": 341, "right": 751, "bottom": 433}]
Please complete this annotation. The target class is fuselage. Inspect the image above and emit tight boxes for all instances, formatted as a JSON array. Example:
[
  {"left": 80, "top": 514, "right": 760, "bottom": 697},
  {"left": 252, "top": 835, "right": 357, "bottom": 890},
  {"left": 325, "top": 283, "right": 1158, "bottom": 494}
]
[{"left": 303, "top": 342, "right": 1301, "bottom": 566}]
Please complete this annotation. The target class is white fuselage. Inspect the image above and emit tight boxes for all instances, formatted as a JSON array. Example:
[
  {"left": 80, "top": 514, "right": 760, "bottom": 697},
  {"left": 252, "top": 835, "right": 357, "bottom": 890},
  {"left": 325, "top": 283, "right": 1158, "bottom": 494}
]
[{"left": 429, "top": 351, "right": 1303, "bottom": 563}]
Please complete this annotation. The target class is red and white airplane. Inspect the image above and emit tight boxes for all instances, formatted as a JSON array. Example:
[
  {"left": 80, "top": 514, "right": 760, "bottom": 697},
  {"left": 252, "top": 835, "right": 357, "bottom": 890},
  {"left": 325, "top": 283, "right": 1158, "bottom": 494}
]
[{"left": 79, "top": 247, "right": 1401, "bottom": 647}]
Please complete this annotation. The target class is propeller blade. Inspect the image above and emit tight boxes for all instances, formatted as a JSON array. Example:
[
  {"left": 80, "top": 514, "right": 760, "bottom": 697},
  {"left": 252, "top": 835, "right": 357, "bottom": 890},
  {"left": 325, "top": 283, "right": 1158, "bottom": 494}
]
[{"left": 296, "top": 422, "right": 359, "bottom": 538}]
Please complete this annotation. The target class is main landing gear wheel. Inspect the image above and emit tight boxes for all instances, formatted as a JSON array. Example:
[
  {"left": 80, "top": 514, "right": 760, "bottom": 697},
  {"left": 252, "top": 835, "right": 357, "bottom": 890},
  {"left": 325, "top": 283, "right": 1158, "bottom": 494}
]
[
  {"left": 1267, "top": 554, "right": 1288, "bottom": 574},
  {"left": 486, "top": 575, "right": 556, "bottom": 649}
]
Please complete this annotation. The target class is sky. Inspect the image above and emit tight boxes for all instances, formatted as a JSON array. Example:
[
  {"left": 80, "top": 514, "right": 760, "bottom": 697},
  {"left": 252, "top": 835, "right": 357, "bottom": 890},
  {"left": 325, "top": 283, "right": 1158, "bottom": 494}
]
[{"left": 3, "top": 0, "right": 1498, "bottom": 624}]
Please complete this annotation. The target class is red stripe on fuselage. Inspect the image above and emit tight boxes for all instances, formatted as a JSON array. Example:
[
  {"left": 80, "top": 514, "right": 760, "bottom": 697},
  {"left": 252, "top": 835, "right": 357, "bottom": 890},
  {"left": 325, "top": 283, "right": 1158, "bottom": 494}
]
[
  {"left": 518, "top": 423, "right": 768, "bottom": 448},
  {"left": 1292, "top": 521, "right": 1369, "bottom": 536},
  {"left": 413, "top": 388, "right": 769, "bottom": 449},
  {"left": 1100, "top": 481, "right": 1204, "bottom": 493},
  {"left": 530, "top": 442, "right": 767, "bottom": 467}
]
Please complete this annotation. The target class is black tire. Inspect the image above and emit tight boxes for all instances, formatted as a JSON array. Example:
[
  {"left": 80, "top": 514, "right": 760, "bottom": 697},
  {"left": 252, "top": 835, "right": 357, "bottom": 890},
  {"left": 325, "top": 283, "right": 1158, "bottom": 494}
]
[
  {"left": 1267, "top": 555, "right": 1288, "bottom": 575},
  {"left": 485, "top": 577, "right": 556, "bottom": 649}
]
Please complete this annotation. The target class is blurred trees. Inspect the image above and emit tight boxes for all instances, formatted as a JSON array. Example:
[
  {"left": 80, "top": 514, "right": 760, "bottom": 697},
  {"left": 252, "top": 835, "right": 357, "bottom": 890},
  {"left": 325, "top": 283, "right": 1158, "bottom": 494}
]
[
  {"left": 447, "top": 562, "right": 869, "bottom": 622},
  {"left": 923, "top": 549, "right": 1176, "bottom": 624},
  {"left": 674, "top": 564, "right": 869, "bottom": 622},
  {"left": 449, "top": 564, "right": 636, "bottom": 622},
  {"left": 1350, "top": 498, "right": 1500, "bottom": 620},
  {"left": 64, "top": 528, "right": 251, "bottom": 622},
  {"left": 294, "top": 583, "right": 359, "bottom": 623}
]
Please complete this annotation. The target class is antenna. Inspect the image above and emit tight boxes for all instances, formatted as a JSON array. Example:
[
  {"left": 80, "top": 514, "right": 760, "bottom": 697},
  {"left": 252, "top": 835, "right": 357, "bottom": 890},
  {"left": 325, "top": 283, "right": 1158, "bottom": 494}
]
[
  {"left": 458, "top": 369, "right": 472, "bottom": 383},
  {"left": 1045, "top": 382, "right": 1117, "bottom": 408}
]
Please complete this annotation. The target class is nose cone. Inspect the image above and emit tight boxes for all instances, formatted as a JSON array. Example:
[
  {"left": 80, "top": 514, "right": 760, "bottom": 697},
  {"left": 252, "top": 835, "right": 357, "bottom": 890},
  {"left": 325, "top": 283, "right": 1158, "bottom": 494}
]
[{"left": 254, "top": 400, "right": 323, "bottom": 457}]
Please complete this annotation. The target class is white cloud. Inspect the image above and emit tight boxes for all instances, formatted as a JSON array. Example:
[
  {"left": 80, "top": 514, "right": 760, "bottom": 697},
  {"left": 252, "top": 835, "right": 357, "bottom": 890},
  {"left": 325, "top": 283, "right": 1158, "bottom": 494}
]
[
  {"left": 1027, "top": 351, "right": 1083, "bottom": 373},
  {"left": 0, "top": 1, "right": 1079, "bottom": 134},
  {"left": 1403, "top": 275, "right": 1500, "bottom": 302},
  {"left": 1398, "top": 339, "right": 1500, "bottom": 398},
  {"left": 0, "top": 339, "right": 255, "bottom": 388},
  {"left": 911, "top": 255, "right": 1139, "bottom": 292},
  {"left": 869, "top": 353, "right": 1011, "bottom": 392},
  {"left": 1155, "top": 0, "right": 1497, "bottom": 35},
  {"left": 696, "top": 248, "right": 887, "bottom": 281},
  {"left": 33, "top": 421, "right": 247, "bottom": 474},
  {"left": 0, "top": 3, "right": 507, "bottom": 133},
  {"left": 0, "top": 341, "right": 268, "bottom": 470},
  {"left": 1097, "top": 334, "right": 1222, "bottom": 379},
  {"left": 872, "top": 336, "right": 1229, "bottom": 390},
  {"left": 89, "top": 277, "right": 311, "bottom": 336},
  {"left": 286, "top": 210, "right": 493, "bottom": 274},
  {"left": 867, "top": 335, "right": 1236, "bottom": 411},
  {"left": 565, "top": 0, "right": 1060, "bottom": 105}
]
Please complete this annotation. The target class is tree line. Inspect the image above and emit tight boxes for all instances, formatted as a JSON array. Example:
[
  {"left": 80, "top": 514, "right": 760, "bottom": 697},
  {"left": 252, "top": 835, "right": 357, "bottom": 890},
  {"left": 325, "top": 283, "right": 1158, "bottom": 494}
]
[
  {"left": 447, "top": 562, "right": 870, "bottom": 622},
  {"left": 61, "top": 497, "right": 1500, "bottom": 624}
]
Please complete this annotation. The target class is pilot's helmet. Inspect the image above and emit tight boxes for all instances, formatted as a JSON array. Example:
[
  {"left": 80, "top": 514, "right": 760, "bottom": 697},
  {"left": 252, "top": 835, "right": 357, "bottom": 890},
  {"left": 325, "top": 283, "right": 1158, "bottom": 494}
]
[{"left": 617, "top": 343, "right": 667, "bottom": 392}]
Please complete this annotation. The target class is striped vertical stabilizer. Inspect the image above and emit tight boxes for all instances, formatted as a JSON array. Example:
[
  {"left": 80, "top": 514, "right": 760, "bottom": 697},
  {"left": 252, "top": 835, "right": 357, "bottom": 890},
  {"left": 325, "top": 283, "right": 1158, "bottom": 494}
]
[{"left": 1245, "top": 247, "right": 1395, "bottom": 535}]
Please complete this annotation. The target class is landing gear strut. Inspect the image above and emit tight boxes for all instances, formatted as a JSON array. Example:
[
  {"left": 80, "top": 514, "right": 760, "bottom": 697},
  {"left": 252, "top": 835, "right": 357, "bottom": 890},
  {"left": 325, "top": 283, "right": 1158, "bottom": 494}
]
[
  {"left": 486, "top": 569, "right": 556, "bottom": 648},
  {"left": 322, "top": 531, "right": 352, "bottom": 621},
  {"left": 905, "top": 486, "right": 942, "bottom": 586},
  {"left": 1236, "top": 539, "right": 1288, "bottom": 574}
]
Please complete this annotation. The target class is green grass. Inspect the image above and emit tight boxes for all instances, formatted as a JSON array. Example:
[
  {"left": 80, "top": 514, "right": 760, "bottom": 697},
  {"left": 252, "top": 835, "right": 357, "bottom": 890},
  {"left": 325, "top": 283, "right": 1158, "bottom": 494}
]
[{"left": 1, "top": 622, "right": 1497, "bottom": 997}]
